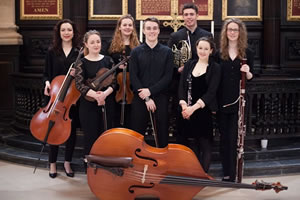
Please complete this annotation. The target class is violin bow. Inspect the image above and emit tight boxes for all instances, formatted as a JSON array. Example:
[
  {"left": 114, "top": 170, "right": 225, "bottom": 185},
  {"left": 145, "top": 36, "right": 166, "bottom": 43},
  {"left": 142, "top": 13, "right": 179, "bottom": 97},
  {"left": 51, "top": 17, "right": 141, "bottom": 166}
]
[
  {"left": 120, "top": 51, "right": 127, "bottom": 126},
  {"left": 149, "top": 110, "right": 159, "bottom": 147},
  {"left": 102, "top": 105, "right": 108, "bottom": 131}
]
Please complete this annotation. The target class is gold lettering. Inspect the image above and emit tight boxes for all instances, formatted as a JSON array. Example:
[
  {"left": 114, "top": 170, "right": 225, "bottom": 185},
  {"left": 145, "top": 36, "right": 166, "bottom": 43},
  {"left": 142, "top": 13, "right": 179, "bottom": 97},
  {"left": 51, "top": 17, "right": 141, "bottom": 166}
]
[{"left": 33, "top": 8, "right": 49, "bottom": 13}]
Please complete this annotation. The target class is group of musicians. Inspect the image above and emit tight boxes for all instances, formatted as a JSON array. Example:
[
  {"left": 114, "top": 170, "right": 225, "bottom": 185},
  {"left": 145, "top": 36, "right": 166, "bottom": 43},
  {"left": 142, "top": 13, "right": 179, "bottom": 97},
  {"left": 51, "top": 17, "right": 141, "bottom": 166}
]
[{"left": 42, "top": 3, "right": 253, "bottom": 183}]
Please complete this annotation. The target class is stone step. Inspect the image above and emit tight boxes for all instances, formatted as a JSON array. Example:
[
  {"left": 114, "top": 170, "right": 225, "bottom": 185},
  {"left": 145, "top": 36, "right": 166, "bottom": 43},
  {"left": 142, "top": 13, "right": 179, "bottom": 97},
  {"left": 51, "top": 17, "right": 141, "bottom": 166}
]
[
  {"left": 2, "top": 132, "right": 300, "bottom": 164},
  {"left": 1, "top": 143, "right": 300, "bottom": 178}
]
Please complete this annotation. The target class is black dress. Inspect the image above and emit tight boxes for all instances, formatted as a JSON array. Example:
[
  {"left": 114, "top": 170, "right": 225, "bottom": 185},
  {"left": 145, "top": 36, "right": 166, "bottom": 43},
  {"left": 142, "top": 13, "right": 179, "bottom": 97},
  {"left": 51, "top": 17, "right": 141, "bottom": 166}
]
[
  {"left": 178, "top": 59, "right": 221, "bottom": 172},
  {"left": 75, "top": 56, "right": 115, "bottom": 156},
  {"left": 183, "top": 73, "right": 212, "bottom": 139}
]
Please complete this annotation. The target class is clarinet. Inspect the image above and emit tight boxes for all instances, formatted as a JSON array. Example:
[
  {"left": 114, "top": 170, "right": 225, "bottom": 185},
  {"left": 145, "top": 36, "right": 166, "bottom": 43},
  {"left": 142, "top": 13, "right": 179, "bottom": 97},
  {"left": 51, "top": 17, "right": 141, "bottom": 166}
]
[
  {"left": 236, "top": 58, "right": 247, "bottom": 183},
  {"left": 187, "top": 73, "right": 192, "bottom": 106}
]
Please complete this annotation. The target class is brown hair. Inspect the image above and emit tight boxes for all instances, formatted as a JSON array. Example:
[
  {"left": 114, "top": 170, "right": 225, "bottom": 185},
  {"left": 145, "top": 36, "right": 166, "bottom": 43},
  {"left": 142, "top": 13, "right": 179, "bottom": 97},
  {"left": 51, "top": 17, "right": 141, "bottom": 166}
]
[
  {"left": 196, "top": 37, "right": 216, "bottom": 55},
  {"left": 109, "top": 14, "right": 140, "bottom": 54},
  {"left": 182, "top": 3, "right": 198, "bottom": 14},
  {"left": 143, "top": 17, "right": 160, "bottom": 28},
  {"left": 51, "top": 19, "right": 80, "bottom": 54},
  {"left": 219, "top": 18, "right": 248, "bottom": 60},
  {"left": 83, "top": 30, "right": 101, "bottom": 56}
]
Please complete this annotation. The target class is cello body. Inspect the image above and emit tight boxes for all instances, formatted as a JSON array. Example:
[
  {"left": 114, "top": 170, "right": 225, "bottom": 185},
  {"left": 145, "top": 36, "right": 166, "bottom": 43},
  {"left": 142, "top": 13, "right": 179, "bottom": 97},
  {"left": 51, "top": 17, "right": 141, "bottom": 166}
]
[
  {"left": 30, "top": 75, "right": 80, "bottom": 145},
  {"left": 87, "top": 128, "right": 211, "bottom": 200}
]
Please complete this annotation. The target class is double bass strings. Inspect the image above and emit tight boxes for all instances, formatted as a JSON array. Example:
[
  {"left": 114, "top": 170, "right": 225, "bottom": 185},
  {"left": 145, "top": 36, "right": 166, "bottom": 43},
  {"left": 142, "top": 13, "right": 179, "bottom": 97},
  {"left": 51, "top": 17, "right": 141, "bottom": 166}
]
[{"left": 122, "top": 168, "right": 259, "bottom": 189}]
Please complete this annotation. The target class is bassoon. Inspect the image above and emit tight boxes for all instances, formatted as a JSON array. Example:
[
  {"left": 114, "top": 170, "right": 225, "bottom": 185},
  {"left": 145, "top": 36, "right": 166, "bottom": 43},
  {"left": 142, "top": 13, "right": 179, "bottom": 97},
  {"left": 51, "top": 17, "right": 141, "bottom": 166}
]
[{"left": 236, "top": 58, "right": 247, "bottom": 183}]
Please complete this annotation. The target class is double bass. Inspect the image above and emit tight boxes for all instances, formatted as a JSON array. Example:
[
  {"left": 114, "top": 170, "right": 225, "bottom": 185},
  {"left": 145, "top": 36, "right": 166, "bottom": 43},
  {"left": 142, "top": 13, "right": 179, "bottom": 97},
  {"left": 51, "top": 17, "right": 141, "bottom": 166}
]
[{"left": 85, "top": 128, "right": 287, "bottom": 200}]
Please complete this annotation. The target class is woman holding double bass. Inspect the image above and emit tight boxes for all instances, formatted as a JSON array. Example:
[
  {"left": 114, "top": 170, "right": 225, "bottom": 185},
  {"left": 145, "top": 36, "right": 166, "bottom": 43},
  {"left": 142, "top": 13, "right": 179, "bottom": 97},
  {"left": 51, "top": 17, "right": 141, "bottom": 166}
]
[
  {"left": 75, "top": 30, "right": 116, "bottom": 159},
  {"left": 105, "top": 14, "right": 140, "bottom": 128},
  {"left": 43, "top": 19, "right": 81, "bottom": 178}
]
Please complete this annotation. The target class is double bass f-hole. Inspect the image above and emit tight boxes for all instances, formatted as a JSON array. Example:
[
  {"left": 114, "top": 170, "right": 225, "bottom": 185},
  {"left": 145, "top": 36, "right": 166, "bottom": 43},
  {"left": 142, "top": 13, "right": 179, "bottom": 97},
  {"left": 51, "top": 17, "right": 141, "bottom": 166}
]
[{"left": 135, "top": 148, "right": 158, "bottom": 167}]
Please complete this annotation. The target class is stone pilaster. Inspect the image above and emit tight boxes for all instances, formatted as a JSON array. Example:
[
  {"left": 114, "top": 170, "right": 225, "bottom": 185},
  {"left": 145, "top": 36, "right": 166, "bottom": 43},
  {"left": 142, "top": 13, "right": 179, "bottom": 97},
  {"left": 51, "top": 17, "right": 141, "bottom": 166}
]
[{"left": 0, "top": 0, "right": 22, "bottom": 45}]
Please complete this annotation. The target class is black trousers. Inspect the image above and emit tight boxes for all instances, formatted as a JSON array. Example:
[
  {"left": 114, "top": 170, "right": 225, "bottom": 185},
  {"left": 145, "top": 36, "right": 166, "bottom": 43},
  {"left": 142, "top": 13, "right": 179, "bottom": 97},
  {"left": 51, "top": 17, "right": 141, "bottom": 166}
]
[
  {"left": 130, "top": 94, "right": 169, "bottom": 148},
  {"left": 48, "top": 102, "right": 79, "bottom": 164},
  {"left": 48, "top": 122, "right": 77, "bottom": 163},
  {"left": 218, "top": 111, "right": 238, "bottom": 181},
  {"left": 79, "top": 99, "right": 108, "bottom": 156}
]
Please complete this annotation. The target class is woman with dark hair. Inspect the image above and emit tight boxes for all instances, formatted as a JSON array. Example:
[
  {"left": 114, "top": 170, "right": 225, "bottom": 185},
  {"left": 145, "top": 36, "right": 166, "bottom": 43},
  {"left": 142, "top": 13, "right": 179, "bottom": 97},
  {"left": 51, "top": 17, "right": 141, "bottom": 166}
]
[
  {"left": 178, "top": 37, "right": 221, "bottom": 173},
  {"left": 43, "top": 19, "right": 81, "bottom": 178},
  {"left": 216, "top": 18, "right": 254, "bottom": 182},
  {"left": 105, "top": 14, "right": 140, "bottom": 128}
]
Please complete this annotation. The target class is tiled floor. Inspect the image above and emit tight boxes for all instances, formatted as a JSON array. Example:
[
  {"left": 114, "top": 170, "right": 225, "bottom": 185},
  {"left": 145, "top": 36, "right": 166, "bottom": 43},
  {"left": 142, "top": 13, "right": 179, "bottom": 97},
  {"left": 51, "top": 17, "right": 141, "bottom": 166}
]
[{"left": 0, "top": 160, "right": 298, "bottom": 200}]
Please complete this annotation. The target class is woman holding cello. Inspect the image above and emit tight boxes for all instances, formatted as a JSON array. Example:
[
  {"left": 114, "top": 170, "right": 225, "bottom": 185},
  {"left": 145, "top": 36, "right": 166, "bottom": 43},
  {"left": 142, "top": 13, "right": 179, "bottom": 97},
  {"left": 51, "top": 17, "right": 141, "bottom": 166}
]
[
  {"left": 43, "top": 19, "right": 80, "bottom": 178},
  {"left": 105, "top": 14, "right": 140, "bottom": 127},
  {"left": 75, "top": 30, "right": 116, "bottom": 160}
]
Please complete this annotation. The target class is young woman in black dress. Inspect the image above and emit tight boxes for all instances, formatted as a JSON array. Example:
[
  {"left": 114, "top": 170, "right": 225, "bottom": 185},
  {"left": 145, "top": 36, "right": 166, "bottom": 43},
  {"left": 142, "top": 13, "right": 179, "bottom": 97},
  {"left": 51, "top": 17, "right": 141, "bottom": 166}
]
[
  {"left": 178, "top": 37, "right": 221, "bottom": 172},
  {"left": 43, "top": 19, "right": 80, "bottom": 178},
  {"left": 106, "top": 14, "right": 140, "bottom": 127},
  {"left": 75, "top": 30, "right": 115, "bottom": 158}
]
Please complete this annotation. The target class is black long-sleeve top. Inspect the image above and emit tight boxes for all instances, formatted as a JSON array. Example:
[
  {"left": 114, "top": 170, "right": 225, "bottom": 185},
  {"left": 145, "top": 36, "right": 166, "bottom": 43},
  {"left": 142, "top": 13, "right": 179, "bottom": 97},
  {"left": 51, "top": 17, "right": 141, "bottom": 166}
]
[
  {"left": 75, "top": 56, "right": 116, "bottom": 96},
  {"left": 215, "top": 48, "right": 254, "bottom": 113},
  {"left": 168, "top": 26, "right": 213, "bottom": 60},
  {"left": 43, "top": 47, "right": 79, "bottom": 82},
  {"left": 129, "top": 43, "right": 174, "bottom": 96},
  {"left": 178, "top": 59, "right": 221, "bottom": 112}
]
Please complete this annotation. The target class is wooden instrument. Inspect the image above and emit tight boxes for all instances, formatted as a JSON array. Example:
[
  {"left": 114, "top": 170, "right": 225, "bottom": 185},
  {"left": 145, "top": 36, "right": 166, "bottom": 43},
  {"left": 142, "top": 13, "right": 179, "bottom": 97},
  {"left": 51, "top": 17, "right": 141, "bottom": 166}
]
[
  {"left": 30, "top": 48, "right": 83, "bottom": 172},
  {"left": 30, "top": 49, "right": 83, "bottom": 145},
  {"left": 236, "top": 58, "right": 247, "bottom": 183},
  {"left": 115, "top": 70, "right": 133, "bottom": 126},
  {"left": 85, "top": 56, "right": 129, "bottom": 102},
  {"left": 86, "top": 128, "right": 287, "bottom": 200},
  {"left": 115, "top": 67, "right": 133, "bottom": 104}
]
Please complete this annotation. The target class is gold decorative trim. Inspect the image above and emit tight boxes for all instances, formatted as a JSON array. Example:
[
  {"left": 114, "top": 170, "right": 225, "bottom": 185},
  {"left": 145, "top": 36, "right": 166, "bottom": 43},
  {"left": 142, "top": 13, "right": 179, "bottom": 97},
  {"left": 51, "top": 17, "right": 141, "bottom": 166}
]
[
  {"left": 136, "top": 0, "right": 212, "bottom": 21},
  {"left": 222, "top": 0, "right": 262, "bottom": 21},
  {"left": 89, "top": 0, "right": 128, "bottom": 20},
  {"left": 177, "top": 0, "right": 213, "bottom": 21},
  {"left": 287, "top": 0, "right": 300, "bottom": 21},
  {"left": 20, "top": 0, "right": 63, "bottom": 20}
]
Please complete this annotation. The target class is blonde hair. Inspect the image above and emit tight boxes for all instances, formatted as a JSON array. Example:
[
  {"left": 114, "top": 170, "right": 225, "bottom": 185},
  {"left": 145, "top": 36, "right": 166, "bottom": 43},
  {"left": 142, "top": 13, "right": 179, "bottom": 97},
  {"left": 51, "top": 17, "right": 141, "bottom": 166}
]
[
  {"left": 109, "top": 14, "right": 140, "bottom": 54},
  {"left": 83, "top": 30, "right": 101, "bottom": 56},
  {"left": 220, "top": 18, "right": 248, "bottom": 60}
]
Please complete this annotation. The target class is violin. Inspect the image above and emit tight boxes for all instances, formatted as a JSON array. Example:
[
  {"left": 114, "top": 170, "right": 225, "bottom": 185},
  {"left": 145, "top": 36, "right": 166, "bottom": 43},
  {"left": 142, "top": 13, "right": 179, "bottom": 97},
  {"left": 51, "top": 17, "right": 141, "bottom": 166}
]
[
  {"left": 30, "top": 49, "right": 83, "bottom": 145},
  {"left": 85, "top": 56, "right": 129, "bottom": 102},
  {"left": 86, "top": 128, "right": 288, "bottom": 200},
  {"left": 115, "top": 68, "right": 134, "bottom": 104}
]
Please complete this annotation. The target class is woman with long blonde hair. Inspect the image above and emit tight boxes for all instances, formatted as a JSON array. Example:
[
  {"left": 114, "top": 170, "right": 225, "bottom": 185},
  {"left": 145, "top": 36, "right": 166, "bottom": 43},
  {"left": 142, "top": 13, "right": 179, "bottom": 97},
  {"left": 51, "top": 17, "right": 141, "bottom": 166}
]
[
  {"left": 216, "top": 18, "right": 254, "bottom": 182},
  {"left": 106, "top": 14, "right": 140, "bottom": 128}
]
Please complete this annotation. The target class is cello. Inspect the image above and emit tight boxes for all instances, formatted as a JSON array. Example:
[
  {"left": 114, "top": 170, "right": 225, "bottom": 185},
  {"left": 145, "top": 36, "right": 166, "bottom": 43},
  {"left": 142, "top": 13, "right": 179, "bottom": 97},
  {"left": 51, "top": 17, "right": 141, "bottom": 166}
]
[
  {"left": 30, "top": 48, "right": 83, "bottom": 171},
  {"left": 85, "top": 128, "right": 287, "bottom": 200}
]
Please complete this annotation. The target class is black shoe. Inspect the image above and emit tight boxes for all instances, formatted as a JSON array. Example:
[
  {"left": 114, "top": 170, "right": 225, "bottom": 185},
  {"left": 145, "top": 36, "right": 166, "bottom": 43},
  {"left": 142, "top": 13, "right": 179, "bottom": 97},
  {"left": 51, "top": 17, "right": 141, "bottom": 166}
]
[
  {"left": 64, "top": 169, "right": 74, "bottom": 177},
  {"left": 49, "top": 172, "right": 57, "bottom": 179}
]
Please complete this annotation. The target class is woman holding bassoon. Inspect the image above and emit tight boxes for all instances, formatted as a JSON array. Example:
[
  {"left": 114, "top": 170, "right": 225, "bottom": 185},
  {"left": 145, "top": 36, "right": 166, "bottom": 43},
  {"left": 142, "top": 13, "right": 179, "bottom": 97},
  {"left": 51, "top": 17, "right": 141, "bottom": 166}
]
[{"left": 215, "top": 18, "right": 254, "bottom": 182}]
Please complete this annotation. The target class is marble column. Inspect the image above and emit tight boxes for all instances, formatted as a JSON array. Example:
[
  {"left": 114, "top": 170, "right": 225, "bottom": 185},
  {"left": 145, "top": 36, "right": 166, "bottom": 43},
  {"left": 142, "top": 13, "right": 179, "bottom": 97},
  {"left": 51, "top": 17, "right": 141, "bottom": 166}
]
[
  {"left": 0, "top": 0, "right": 22, "bottom": 110},
  {"left": 0, "top": 0, "right": 23, "bottom": 45}
]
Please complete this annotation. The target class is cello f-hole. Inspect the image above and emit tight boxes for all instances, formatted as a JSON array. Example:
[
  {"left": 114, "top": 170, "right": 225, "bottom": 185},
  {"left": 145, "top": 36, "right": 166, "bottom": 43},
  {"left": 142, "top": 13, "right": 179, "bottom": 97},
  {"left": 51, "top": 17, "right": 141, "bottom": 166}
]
[{"left": 135, "top": 148, "right": 158, "bottom": 167}]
